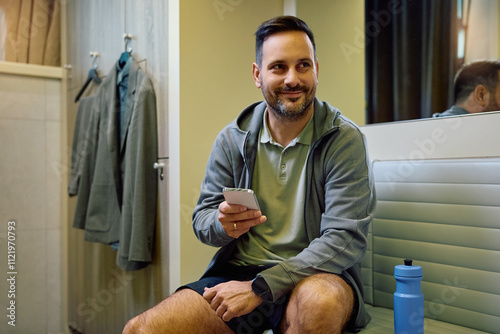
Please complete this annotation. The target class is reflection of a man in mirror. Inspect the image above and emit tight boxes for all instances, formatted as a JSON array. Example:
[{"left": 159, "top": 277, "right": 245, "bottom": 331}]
[{"left": 433, "top": 60, "right": 500, "bottom": 117}]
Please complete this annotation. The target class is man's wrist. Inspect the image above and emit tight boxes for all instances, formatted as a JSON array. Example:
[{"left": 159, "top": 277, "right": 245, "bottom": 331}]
[{"left": 251, "top": 276, "right": 272, "bottom": 302}]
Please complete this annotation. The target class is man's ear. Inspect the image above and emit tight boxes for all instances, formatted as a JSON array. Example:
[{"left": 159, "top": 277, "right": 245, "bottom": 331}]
[
  {"left": 315, "top": 59, "right": 319, "bottom": 85},
  {"left": 252, "top": 63, "right": 262, "bottom": 89},
  {"left": 473, "top": 84, "right": 490, "bottom": 108}
]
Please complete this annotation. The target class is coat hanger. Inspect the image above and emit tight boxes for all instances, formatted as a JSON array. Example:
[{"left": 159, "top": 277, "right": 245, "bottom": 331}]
[
  {"left": 118, "top": 34, "right": 133, "bottom": 69},
  {"left": 74, "top": 52, "right": 102, "bottom": 103}
]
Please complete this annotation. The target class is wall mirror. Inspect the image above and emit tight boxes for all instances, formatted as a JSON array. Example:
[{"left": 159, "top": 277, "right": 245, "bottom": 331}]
[{"left": 364, "top": 0, "right": 499, "bottom": 123}]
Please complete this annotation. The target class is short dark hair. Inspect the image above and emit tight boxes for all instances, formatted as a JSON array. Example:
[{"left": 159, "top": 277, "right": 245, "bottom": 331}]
[
  {"left": 454, "top": 60, "right": 500, "bottom": 104},
  {"left": 254, "top": 16, "right": 316, "bottom": 67}
]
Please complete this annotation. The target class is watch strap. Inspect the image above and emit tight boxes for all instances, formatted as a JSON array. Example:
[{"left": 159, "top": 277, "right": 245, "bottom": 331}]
[{"left": 251, "top": 276, "right": 272, "bottom": 301}]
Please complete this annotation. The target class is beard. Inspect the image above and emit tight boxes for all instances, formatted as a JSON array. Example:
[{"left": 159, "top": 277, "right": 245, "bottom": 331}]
[{"left": 263, "top": 84, "right": 316, "bottom": 121}]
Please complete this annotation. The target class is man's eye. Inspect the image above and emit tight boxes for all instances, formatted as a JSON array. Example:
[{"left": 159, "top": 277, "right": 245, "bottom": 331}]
[
  {"left": 272, "top": 64, "right": 285, "bottom": 70},
  {"left": 298, "top": 62, "right": 311, "bottom": 69}
]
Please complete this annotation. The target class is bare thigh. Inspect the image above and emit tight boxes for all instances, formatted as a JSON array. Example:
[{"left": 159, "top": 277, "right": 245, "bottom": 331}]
[{"left": 123, "top": 288, "right": 234, "bottom": 334}]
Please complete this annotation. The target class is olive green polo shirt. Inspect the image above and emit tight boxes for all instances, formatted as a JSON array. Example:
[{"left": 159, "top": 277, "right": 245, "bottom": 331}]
[{"left": 230, "top": 110, "right": 314, "bottom": 266}]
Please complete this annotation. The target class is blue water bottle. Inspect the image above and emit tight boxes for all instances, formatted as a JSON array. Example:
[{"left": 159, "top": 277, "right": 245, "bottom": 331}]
[{"left": 394, "top": 259, "right": 424, "bottom": 334}]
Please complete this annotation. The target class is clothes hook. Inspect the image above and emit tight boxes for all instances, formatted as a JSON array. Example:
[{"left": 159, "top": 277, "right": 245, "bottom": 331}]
[
  {"left": 74, "top": 51, "right": 101, "bottom": 103},
  {"left": 89, "top": 51, "right": 99, "bottom": 69},
  {"left": 123, "top": 33, "right": 133, "bottom": 53}
]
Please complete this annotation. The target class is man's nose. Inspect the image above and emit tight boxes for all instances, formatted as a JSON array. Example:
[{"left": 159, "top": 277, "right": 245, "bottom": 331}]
[{"left": 284, "top": 68, "right": 300, "bottom": 87}]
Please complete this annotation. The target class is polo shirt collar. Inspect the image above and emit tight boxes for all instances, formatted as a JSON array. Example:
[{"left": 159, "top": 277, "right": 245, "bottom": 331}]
[{"left": 260, "top": 109, "right": 314, "bottom": 147}]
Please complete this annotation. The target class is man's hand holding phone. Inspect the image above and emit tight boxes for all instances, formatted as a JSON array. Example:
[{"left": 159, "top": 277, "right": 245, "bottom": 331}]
[{"left": 219, "top": 188, "right": 267, "bottom": 238}]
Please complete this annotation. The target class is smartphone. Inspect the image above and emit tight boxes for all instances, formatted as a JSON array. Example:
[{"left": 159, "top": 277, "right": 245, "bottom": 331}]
[{"left": 222, "top": 187, "right": 261, "bottom": 211}]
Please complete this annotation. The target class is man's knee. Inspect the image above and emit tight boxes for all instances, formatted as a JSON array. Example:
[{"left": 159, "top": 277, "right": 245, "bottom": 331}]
[
  {"left": 294, "top": 274, "right": 354, "bottom": 306},
  {"left": 122, "top": 314, "right": 141, "bottom": 334},
  {"left": 289, "top": 274, "right": 354, "bottom": 329}
]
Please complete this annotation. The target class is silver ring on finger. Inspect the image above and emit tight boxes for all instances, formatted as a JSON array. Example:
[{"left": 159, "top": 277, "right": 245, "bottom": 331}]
[{"left": 233, "top": 223, "right": 237, "bottom": 230}]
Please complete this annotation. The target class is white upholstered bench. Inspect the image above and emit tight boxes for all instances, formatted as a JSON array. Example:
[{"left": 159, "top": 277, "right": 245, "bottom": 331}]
[
  {"left": 266, "top": 157, "right": 500, "bottom": 334},
  {"left": 359, "top": 158, "right": 500, "bottom": 333}
]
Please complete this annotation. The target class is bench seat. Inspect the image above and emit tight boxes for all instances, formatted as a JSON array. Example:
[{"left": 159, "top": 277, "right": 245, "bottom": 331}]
[{"left": 360, "top": 305, "right": 489, "bottom": 333}]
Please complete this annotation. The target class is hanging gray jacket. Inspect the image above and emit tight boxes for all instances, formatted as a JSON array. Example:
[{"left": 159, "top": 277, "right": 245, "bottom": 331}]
[
  {"left": 192, "top": 98, "right": 376, "bottom": 330},
  {"left": 72, "top": 59, "right": 158, "bottom": 271}
]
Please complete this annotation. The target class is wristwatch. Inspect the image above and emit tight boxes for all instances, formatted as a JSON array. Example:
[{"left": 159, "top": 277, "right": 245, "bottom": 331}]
[{"left": 251, "top": 276, "right": 272, "bottom": 302}]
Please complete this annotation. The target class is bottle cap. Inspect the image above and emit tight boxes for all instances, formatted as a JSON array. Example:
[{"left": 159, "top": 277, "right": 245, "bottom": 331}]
[{"left": 394, "top": 259, "right": 422, "bottom": 278}]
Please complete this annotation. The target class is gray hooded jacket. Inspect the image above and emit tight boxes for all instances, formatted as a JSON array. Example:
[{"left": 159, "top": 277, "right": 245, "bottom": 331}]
[{"left": 192, "top": 98, "right": 376, "bottom": 330}]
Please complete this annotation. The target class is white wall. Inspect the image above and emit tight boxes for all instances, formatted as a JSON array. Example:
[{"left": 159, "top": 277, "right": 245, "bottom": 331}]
[
  {"left": 361, "top": 111, "right": 500, "bottom": 161},
  {"left": 0, "top": 69, "right": 64, "bottom": 333}
]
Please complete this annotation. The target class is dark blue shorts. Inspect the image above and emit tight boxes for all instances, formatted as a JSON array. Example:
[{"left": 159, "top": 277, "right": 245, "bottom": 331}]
[{"left": 180, "top": 264, "right": 287, "bottom": 334}]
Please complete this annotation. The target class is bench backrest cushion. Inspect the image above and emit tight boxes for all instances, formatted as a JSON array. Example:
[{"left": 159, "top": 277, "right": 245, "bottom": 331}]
[{"left": 362, "top": 158, "right": 500, "bottom": 333}]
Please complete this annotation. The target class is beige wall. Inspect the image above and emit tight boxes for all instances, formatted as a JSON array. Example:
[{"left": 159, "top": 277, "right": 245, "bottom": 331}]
[
  {"left": 179, "top": 0, "right": 283, "bottom": 284},
  {"left": 178, "top": 0, "right": 366, "bottom": 284},
  {"left": 465, "top": 0, "right": 500, "bottom": 62},
  {"left": 297, "top": 0, "right": 366, "bottom": 126}
]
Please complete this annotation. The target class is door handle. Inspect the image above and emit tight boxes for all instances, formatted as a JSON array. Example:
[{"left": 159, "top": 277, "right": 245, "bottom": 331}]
[{"left": 153, "top": 162, "right": 165, "bottom": 180}]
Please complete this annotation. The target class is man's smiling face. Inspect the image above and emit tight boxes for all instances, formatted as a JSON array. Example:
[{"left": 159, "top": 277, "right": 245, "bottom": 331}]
[{"left": 253, "top": 30, "right": 319, "bottom": 121}]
